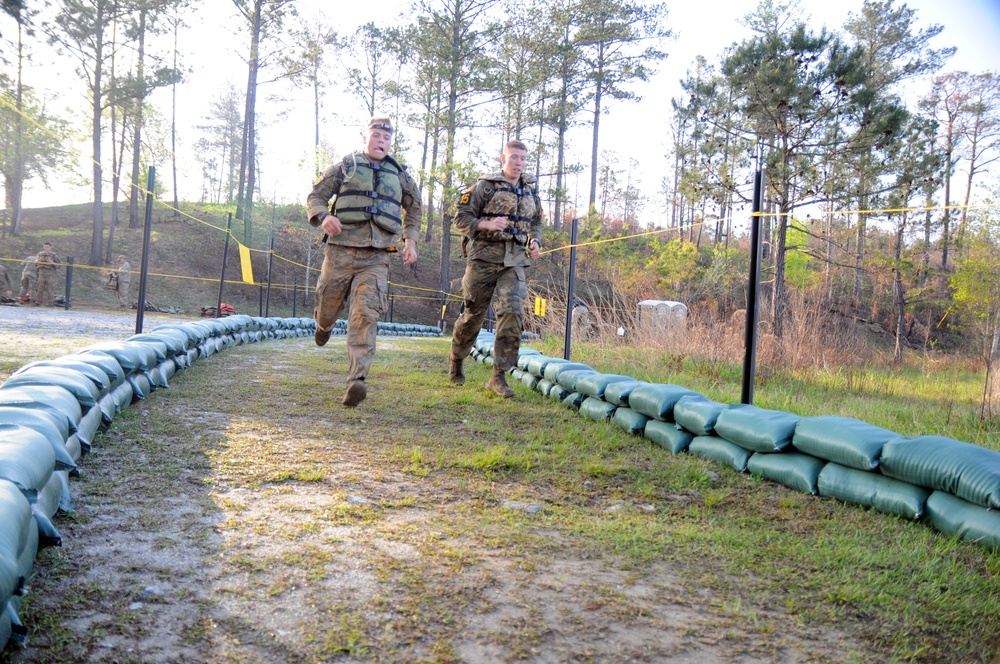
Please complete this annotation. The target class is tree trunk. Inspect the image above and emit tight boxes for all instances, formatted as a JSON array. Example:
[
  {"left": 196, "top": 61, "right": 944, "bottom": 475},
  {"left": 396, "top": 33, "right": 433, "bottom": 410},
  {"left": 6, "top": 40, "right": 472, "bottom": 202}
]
[
  {"left": 236, "top": 0, "right": 263, "bottom": 245},
  {"left": 89, "top": 0, "right": 107, "bottom": 267},
  {"left": 171, "top": 14, "right": 180, "bottom": 217},
  {"left": 587, "top": 53, "right": 604, "bottom": 217},
  {"left": 10, "top": 19, "right": 25, "bottom": 235},
  {"left": 129, "top": 6, "right": 147, "bottom": 229}
]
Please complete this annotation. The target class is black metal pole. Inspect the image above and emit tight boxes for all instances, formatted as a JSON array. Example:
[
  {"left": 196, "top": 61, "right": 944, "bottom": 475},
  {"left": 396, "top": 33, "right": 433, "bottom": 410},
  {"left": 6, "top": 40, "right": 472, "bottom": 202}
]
[
  {"left": 217, "top": 213, "right": 232, "bottom": 318},
  {"left": 563, "top": 218, "right": 579, "bottom": 361},
  {"left": 292, "top": 279, "right": 298, "bottom": 317},
  {"left": 63, "top": 257, "right": 73, "bottom": 310},
  {"left": 741, "top": 148, "right": 766, "bottom": 405},
  {"left": 265, "top": 233, "right": 274, "bottom": 317},
  {"left": 135, "top": 167, "right": 156, "bottom": 334}
]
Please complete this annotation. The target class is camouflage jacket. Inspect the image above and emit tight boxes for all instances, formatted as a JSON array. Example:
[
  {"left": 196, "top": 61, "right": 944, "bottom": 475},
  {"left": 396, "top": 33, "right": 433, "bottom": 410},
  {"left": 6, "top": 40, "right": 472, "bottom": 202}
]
[
  {"left": 454, "top": 172, "right": 542, "bottom": 267},
  {"left": 21, "top": 256, "right": 37, "bottom": 279},
  {"left": 306, "top": 152, "right": 422, "bottom": 250},
  {"left": 35, "top": 250, "right": 59, "bottom": 272}
]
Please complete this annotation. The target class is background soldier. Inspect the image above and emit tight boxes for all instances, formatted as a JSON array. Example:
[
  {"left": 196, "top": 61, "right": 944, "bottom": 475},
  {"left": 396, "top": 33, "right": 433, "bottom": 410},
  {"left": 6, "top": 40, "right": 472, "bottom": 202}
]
[
  {"left": 19, "top": 254, "right": 37, "bottom": 300},
  {"left": 449, "top": 139, "right": 543, "bottom": 397},
  {"left": 34, "top": 242, "right": 59, "bottom": 307},
  {"left": 0, "top": 263, "right": 12, "bottom": 297},
  {"left": 306, "top": 116, "right": 421, "bottom": 407},
  {"left": 113, "top": 255, "right": 131, "bottom": 308}
]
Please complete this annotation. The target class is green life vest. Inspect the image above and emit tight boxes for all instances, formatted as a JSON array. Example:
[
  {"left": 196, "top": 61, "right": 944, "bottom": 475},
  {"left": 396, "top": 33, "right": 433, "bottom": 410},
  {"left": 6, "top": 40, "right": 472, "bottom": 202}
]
[{"left": 332, "top": 153, "right": 405, "bottom": 234}]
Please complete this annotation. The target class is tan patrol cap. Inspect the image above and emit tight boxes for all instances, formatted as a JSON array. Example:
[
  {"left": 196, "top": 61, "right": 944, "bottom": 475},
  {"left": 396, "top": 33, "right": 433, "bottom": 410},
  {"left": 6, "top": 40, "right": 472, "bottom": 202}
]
[{"left": 367, "top": 116, "right": 393, "bottom": 133}]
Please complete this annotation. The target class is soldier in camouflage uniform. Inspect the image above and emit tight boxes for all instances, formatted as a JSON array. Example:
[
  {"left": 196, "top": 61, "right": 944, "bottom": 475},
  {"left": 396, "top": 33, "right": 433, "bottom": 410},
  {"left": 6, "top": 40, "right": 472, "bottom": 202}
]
[
  {"left": 113, "top": 255, "right": 131, "bottom": 308},
  {"left": 34, "top": 242, "right": 59, "bottom": 307},
  {"left": 449, "top": 139, "right": 543, "bottom": 397},
  {"left": 19, "top": 255, "right": 37, "bottom": 300},
  {"left": 306, "top": 116, "right": 421, "bottom": 407},
  {"left": 0, "top": 263, "right": 12, "bottom": 297}
]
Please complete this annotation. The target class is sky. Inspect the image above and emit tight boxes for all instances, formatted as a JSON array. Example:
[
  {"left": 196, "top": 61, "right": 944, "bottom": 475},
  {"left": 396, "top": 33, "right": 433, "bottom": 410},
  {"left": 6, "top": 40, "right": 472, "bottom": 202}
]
[{"left": 12, "top": 0, "right": 1000, "bottom": 228}]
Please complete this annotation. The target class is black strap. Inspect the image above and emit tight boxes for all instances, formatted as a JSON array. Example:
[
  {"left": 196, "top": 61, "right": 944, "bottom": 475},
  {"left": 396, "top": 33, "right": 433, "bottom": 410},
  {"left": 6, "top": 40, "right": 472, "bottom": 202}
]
[
  {"left": 337, "top": 206, "right": 403, "bottom": 225},
  {"left": 340, "top": 189, "right": 402, "bottom": 205}
]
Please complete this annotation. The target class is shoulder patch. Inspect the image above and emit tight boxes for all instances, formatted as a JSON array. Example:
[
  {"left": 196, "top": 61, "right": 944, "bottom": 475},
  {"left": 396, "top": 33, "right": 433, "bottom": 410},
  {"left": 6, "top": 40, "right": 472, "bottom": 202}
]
[{"left": 460, "top": 192, "right": 471, "bottom": 205}]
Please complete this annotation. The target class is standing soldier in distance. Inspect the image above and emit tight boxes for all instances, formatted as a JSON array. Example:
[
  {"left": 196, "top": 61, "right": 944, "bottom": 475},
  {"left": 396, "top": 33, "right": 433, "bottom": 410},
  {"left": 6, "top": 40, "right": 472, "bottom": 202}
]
[
  {"left": 449, "top": 139, "right": 543, "bottom": 397},
  {"left": 33, "top": 242, "right": 59, "bottom": 307},
  {"left": 113, "top": 255, "right": 131, "bottom": 308},
  {"left": 19, "top": 254, "right": 37, "bottom": 301},
  {"left": 0, "top": 263, "right": 12, "bottom": 297},
  {"left": 306, "top": 116, "right": 421, "bottom": 407}
]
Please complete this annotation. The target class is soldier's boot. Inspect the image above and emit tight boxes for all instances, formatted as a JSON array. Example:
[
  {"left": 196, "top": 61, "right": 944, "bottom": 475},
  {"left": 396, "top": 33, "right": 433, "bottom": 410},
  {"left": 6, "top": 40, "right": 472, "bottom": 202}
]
[
  {"left": 484, "top": 368, "right": 514, "bottom": 398},
  {"left": 314, "top": 323, "right": 333, "bottom": 347},
  {"left": 342, "top": 379, "right": 367, "bottom": 407},
  {"left": 449, "top": 355, "right": 465, "bottom": 385}
]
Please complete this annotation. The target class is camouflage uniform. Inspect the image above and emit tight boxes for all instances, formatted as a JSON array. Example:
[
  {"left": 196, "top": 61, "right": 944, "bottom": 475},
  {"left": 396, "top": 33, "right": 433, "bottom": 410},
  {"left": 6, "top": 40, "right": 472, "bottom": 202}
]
[
  {"left": 115, "top": 259, "right": 131, "bottom": 308},
  {"left": 306, "top": 150, "right": 421, "bottom": 396},
  {"left": 19, "top": 255, "right": 37, "bottom": 299},
  {"left": 450, "top": 171, "right": 543, "bottom": 376},
  {"left": 34, "top": 248, "right": 59, "bottom": 306},
  {"left": 0, "top": 264, "right": 12, "bottom": 295}
]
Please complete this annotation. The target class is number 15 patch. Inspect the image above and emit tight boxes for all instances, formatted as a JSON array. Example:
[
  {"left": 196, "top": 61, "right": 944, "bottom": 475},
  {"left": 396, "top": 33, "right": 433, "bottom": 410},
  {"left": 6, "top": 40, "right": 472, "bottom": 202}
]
[{"left": 460, "top": 192, "right": 470, "bottom": 205}]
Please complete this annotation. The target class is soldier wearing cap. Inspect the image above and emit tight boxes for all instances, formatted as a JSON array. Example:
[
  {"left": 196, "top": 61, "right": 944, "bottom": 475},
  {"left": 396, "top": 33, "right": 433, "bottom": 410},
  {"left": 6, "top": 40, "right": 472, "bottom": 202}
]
[
  {"left": 449, "top": 139, "right": 543, "bottom": 397},
  {"left": 112, "top": 255, "right": 131, "bottom": 308},
  {"left": 306, "top": 115, "right": 421, "bottom": 407},
  {"left": 33, "top": 242, "right": 59, "bottom": 307},
  {"left": 19, "top": 254, "right": 37, "bottom": 300}
]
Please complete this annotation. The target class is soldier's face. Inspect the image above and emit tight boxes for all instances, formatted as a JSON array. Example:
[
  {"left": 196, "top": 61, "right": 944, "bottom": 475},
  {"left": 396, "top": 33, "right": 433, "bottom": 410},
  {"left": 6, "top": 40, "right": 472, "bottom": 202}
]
[
  {"left": 364, "top": 128, "right": 392, "bottom": 162},
  {"left": 500, "top": 148, "right": 528, "bottom": 181}
]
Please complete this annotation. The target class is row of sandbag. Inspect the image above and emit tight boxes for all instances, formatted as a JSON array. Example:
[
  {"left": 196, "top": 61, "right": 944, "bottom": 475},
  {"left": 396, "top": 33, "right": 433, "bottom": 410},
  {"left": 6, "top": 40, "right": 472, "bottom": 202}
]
[
  {"left": 321, "top": 319, "right": 443, "bottom": 337},
  {"left": 0, "top": 314, "right": 320, "bottom": 648},
  {"left": 470, "top": 332, "right": 1000, "bottom": 553}
]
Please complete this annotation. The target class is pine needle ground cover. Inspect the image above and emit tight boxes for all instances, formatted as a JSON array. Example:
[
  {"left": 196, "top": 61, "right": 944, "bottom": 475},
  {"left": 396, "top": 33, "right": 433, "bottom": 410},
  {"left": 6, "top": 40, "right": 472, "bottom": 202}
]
[{"left": 6, "top": 330, "right": 1000, "bottom": 663}]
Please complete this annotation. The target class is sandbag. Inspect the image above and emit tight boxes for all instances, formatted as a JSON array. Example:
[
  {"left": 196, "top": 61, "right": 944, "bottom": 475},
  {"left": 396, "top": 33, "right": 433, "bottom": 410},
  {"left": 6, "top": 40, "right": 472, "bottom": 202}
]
[
  {"left": 714, "top": 404, "right": 799, "bottom": 453},
  {"left": 127, "top": 373, "right": 153, "bottom": 402},
  {"left": 880, "top": 435, "right": 1000, "bottom": 509},
  {"left": 0, "top": 425, "right": 56, "bottom": 502},
  {"left": 0, "top": 408, "right": 76, "bottom": 472},
  {"left": 556, "top": 369, "right": 600, "bottom": 392},
  {"left": 130, "top": 333, "right": 186, "bottom": 357},
  {"left": 75, "top": 406, "right": 103, "bottom": 449},
  {"left": 603, "top": 381, "right": 644, "bottom": 407},
  {"left": 0, "top": 386, "right": 83, "bottom": 434},
  {"left": 562, "top": 392, "right": 584, "bottom": 411},
  {"left": 818, "top": 463, "right": 929, "bottom": 520},
  {"left": 518, "top": 372, "right": 539, "bottom": 389},
  {"left": 548, "top": 385, "right": 569, "bottom": 402},
  {"left": 673, "top": 395, "right": 726, "bottom": 436},
  {"left": 689, "top": 435, "right": 751, "bottom": 472},
  {"left": 644, "top": 420, "right": 693, "bottom": 453},
  {"left": 747, "top": 451, "right": 826, "bottom": 496},
  {"left": 1, "top": 369, "right": 101, "bottom": 410},
  {"left": 925, "top": 490, "right": 1000, "bottom": 551},
  {"left": 110, "top": 382, "right": 134, "bottom": 413},
  {"left": 579, "top": 396, "right": 616, "bottom": 422},
  {"left": 72, "top": 350, "right": 127, "bottom": 387},
  {"left": 627, "top": 383, "right": 699, "bottom": 421},
  {"left": 575, "top": 374, "right": 635, "bottom": 400},
  {"left": 612, "top": 408, "right": 649, "bottom": 435},
  {"left": 84, "top": 342, "right": 145, "bottom": 371},
  {"left": 543, "top": 362, "right": 594, "bottom": 383},
  {"left": 535, "top": 379, "right": 554, "bottom": 397},
  {"left": 14, "top": 360, "right": 111, "bottom": 396},
  {"left": 793, "top": 416, "right": 898, "bottom": 471}
]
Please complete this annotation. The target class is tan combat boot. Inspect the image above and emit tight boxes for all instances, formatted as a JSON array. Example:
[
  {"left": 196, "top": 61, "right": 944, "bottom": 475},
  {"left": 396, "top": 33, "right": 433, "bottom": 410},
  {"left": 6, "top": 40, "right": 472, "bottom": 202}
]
[
  {"left": 314, "top": 324, "right": 332, "bottom": 347},
  {"left": 485, "top": 369, "right": 514, "bottom": 398},
  {"left": 342, "top": 379, "right": 367, "bottom": 407},
  {"left": 449, "top": 356, "right": 465, "bottom": 384}
]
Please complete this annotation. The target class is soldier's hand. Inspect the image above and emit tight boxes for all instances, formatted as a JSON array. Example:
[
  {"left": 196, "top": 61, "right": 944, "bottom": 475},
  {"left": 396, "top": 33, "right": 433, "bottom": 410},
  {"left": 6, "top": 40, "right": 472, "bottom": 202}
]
[
  {"left": 528, "top": 240, "right": 541, "bottom": 260},
  {"left": 402, "top": 239, "right": 417, "bottom": 266},
  {"left": 322, "top": 214, "right": 343, "bottom": 236},
  {"left": 478, "top": 216, "right": 508, "bottom": 232}
]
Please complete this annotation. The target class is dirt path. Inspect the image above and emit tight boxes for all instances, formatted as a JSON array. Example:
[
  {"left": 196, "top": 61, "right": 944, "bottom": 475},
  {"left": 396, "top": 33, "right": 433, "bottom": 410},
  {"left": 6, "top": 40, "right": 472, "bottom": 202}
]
[{"left": 0, "top": 306, "right": 869, "bottom": 663}]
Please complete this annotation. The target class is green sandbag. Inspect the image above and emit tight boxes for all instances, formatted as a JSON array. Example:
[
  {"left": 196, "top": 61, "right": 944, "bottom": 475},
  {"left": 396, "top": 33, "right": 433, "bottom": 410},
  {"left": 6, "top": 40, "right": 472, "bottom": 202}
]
[
  {"left": 0, "top": 386, "right": 83, "bottom": 433},
  {"left": 562, "top": 392, "right": 584, "bottom": 411},
  {"left": 72, "top": 350, "right": 127, "bottom": 387},
  {"left": 881, "top": 435, "right": 1000, "bottom": 509},
  {"left": 524, "top": 355, "right": 563, "bottom": 377},
  {"left": 793, "top": 416, "right": 899, "bottom": 471},
  {"left": 543, "top": 362, "right": 594, "bottom": 383},
  {"left": 519, "top": 372, "right": 539, "bottom": 389},
  {"left": 925, "top": 490, "right": 1000, "bottom": 551},
  {"left": 15, "top": 360, "right": 111, "bottom": 395},
  {"left": 644, "top": 420, "right": 693, "bottom": 453},
  {"left": 129, "top": 333, "right": 186, "bottom": 357},
  {"left": 673, "top": 395, "right": 726, "bottom": 436},
  {"left": 536, "top": 379, "right": 554, "bottom": 396},
  {"left": 548, "top": 385, "right": 568, "bottom": 401},
  {"left": 127, "top": 373, "right": 152, "bottom": 402},
  {"left": 604, "top": 381, "right": 645, "bottom": 407},
  {"left": 628, "top": 383, "right": 700, "bottom": 421},
  {"left": 0, "top": 425, "right": 56, "bottom": 501},
  {"left": 511, "top": 368, "right": 527, "bottom": 382},
  {"left": 0, "top": 408, "right": 76, "bottom": 472},
  {"left": 2, "top": 369, "right": 101, "bottom": 409},
  {"left": 714, "top": 404, "right": 799, "bottom": 453},
  {"left": 556, "top": 369, "right": 599, "bottom": 392},
  {"left": 818, "top": 463, "right": 929, "bottom": 520},
  {"left": 579, "top": 396, "right": 616, "bottom": 422},
  {"left": 575, "top": 374, "right": 636, "bottom": 399},
  {"left": 612, "top": 407, "right": 649, "bottom": 435},
  {"left": 747, "top": 451, "right": 826, "bottom": 496},
  {"left": 689, "top": 435, "right": 751, "bottom": 472},
  {"left": 0, "top": 479, "right": 31, "bottom": 602}
]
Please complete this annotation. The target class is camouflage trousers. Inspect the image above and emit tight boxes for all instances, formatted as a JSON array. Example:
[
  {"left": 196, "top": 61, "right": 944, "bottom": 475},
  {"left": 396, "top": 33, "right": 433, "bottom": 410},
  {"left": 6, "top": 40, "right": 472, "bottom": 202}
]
[
  {"left": 117, "top": 280, "right": 131, "bottom": 308},
  {"left": 314, "top": 245, "right": 390, "bottom": 383},
  {"left": 450, "top": 261, "right": 526, "bottom": 372},
  {"left": 35, "top": 270, "right": 55, "bottom": 306},
  {"left": 19, "top": 274, "right": 35, "bottom": 299}
]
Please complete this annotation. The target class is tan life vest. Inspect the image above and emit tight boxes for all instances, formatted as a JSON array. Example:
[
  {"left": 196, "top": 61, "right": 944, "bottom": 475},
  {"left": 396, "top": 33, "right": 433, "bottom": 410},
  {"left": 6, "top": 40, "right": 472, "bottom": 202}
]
[{"left": 332, "top": 153, "right": 405, "bottom": 234}]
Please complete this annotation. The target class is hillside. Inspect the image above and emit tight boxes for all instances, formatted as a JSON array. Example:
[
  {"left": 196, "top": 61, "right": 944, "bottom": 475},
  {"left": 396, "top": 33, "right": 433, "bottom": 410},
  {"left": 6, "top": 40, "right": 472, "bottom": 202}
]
[{"left": 0, "top": 203, "right": 533, "bottom": 326}]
